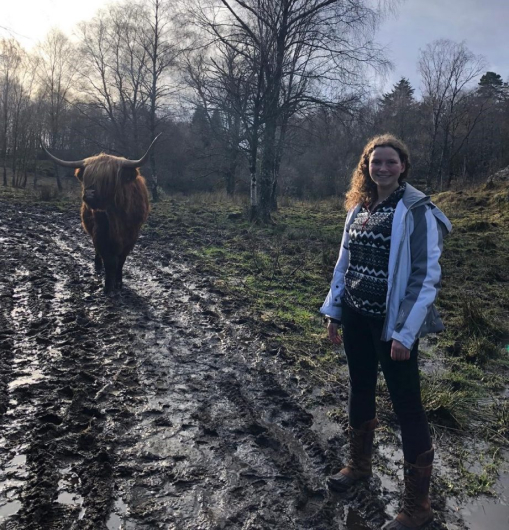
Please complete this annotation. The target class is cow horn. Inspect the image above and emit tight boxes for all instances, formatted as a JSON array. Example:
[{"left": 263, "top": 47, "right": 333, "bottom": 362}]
[
  {"left": 120, "top": 133, "right": 162, "bottom": 168},
  {"left": 40, "top": 141, "right": 86, "bottom": 168}
]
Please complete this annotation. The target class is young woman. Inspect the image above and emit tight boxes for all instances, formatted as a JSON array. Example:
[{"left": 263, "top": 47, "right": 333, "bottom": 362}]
[{"left": 321, "top": 134, "right": 451, "bottom": 529}]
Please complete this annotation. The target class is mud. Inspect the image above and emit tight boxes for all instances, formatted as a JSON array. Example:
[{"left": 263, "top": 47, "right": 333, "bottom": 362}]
[{"left": 0, "top": 199, "right": 500, "bottom": 529}]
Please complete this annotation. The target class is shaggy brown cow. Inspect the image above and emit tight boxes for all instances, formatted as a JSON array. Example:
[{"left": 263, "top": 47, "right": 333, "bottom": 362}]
[{"left": 42, "top": 136, "right": 160, "bottom": 293}]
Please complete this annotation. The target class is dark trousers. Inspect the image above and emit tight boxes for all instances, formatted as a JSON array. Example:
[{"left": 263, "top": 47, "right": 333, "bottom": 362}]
[{"left": 341, "top": 301, "right": 432, "bottom": 464}]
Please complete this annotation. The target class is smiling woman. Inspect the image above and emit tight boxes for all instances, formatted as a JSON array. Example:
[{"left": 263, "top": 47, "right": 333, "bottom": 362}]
[
  {"left": 368, "top": 147, "right": 406, "bottom": 201},
  {"left": 321, "top": 133, "right": 452, "bottom": 530},
  {"left": 2, "top": 0, "right": 109, "bottom": 48}
]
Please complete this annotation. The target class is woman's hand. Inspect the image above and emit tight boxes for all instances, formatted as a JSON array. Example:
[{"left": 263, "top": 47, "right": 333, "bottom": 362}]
[
  {"left": 327, "top": 321, "right": 342, "bottom": 345},
  {"left": 391, "top": 339, "right": 410, "bottom": 361}
]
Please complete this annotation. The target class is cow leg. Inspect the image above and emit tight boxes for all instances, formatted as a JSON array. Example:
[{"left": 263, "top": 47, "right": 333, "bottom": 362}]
[
  {"left": 92, "top": 212, "right": 116, "bottom": 293},
  {"left": 115, "top": 255, "right": 127, "bottom": 289},
  {"left": 94, "top": 253, "right": 103, "bottom": 273},
  {"left": 82, "top": 206, "right": 103, "bottom": 274},
  {"left": 103, "top": 256, "right": 118, "bottom": 294}
]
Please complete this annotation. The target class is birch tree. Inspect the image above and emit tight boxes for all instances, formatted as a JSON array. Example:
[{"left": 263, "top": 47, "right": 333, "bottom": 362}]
[
  {"left": 0, "top": 39, "right": 23, "bottom": 187},
  {"left": 38, "top": 30, "right": 79, "bottom": 190},
  {"left": 188, "top": 0, "right": 392, "bottom": 222},
  {"left": 419, "top": 39, "right": 486, "bottom": 189}
]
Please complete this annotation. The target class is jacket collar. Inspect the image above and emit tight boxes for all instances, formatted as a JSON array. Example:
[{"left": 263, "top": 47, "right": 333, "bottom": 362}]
[
  {"left": 402, "top": 183, "right": 452, "bottom": 234},
  {"left": 402, "top": 183, "right": 429, "bottom": 209}
]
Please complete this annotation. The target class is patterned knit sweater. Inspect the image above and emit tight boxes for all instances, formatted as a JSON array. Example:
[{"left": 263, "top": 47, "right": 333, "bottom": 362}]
[{"left": 344, "top": 183, "right": 406, "bottom": 318}]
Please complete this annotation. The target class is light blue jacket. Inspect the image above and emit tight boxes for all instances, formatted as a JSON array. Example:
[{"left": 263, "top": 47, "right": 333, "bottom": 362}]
[{"left": 320, "top": 184, "right": 452, "bottom": 349}]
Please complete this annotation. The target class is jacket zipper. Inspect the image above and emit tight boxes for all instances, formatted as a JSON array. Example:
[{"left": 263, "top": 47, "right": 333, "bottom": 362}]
[
  {"left": 382, "top": 207, "right": 408, "bottom": 339},
  {"left": 382, "top": 197, "right": 432, "bottom": 339}
]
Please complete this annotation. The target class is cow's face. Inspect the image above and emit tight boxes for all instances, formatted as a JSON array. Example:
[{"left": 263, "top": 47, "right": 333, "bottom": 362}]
[{"left": 75, "top": 156, "right": 139, "bottom": 210}]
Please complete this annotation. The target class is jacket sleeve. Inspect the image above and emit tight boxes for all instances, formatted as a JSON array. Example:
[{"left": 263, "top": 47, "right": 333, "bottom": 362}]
[
  {"left": 391, "top": 205, "right": 444, "bottom": 349},
  {"left": 320, "top": 212, "right": 353, "bottom": 321}
]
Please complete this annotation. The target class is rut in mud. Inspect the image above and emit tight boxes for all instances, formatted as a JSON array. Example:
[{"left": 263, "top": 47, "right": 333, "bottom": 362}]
[{"left": 0, "top": 199, "right": 464, "bottom": 530}]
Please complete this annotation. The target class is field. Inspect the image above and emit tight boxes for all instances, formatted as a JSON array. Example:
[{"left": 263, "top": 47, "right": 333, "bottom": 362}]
[{"left": 0, "top": 175, "right": 508, "bottom": 529}]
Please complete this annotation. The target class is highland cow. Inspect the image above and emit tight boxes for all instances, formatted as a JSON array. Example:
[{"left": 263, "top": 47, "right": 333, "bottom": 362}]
[{"left": 42, "top": 136, "right": 160, "bottom": 293}]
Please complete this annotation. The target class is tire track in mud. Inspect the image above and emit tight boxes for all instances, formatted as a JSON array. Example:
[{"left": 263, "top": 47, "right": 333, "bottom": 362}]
[
  {"left": 0, "top": 200, "right": 392, "bottom": 530},
  {"left": 0, "top": 203, "right": 145, "bottom": 529},
  {"left": 109, "top": 257, "right": 340, "bottom": 529}
]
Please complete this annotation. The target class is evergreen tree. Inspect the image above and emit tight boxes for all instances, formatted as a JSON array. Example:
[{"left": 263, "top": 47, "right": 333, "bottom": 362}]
[
  {"left": 377, "top": 77, "right": 417, "bottom": 141},
  {"left": 479, "top": 71, "right": 503, "bottom": 89},
  {"left": 381, "top": 77, "right": 415, "bottom": 108},
  {"left": 191, "top": 105, "right": 212, "bottom": 148},
  {"left": 478, "top": 71, "right": 507, "bottom": 100}
]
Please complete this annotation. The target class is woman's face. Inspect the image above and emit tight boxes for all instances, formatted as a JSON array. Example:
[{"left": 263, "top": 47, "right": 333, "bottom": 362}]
[{"left": 368, "top": 146, "right": 405, "bottom": 193}]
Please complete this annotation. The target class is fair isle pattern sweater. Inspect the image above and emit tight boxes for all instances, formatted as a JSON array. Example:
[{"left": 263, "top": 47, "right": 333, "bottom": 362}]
[
  {"left": 321, "top": 183, "right": 452, "bottom": 349},
  {"left": 344, "top": 184, "right": 406, "bottom": 317}
]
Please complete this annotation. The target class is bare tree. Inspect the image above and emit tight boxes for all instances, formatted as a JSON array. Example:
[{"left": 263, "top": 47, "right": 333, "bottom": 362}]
[
  {"left": 187, "top": 0, "right": 392, "bottom": 222},
  {"left": 0, "top": 38, "right": 23, "bottom": 186},
  {"left": 418, "top": 39, "right": 486, "bottom": 190},
  {"left": 10, "top": 52, "right": 41, "bottom": 188},
  {"left": 185, "top": 47, "right": 249, "bottom": 196},
  {"left": 76, "top": 2, "right": 149, "bottom": 154},
  {"left": 38, "top": 30, "right": 79, "bottom": 190},
  {"left": 76, "top": 0, "right": 182, "bottom": 200},
  {"left": 138, "top": 0, "right": 183, "bottom": 201}
]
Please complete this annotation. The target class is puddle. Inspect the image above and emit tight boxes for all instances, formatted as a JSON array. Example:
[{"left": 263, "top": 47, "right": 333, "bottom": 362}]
[
  {"left": 56, "top": 465, "right": 84, "bottom": 514},
  {"left": 456, "top": 465, "right": 509, "bottom": 530},
  {"left": 57, "top": 490, "right": 84, "bottom": 505},
  {"left": 106, "top": 497, "right": 128, "bottom": 529},
  {"left": 345, "top": 507, "right": 371, "bottom": 529},
  {"left": 0, "top": 479, "right": 24, "bottom": 494},
  {"left": 0, "top": 500, "right": 22, "bottom": 521},
  {"left": 8, "top": 370, "right": 46, "bottom": 390},
  {"left": 7, "top": 454, "right": 26, "bottom": 469},
  {"left": 57, "top": 484, "right": 84, "bottom": 508},
  {"left": 0, "top": 452, "right": 28, "bottom": 501}
]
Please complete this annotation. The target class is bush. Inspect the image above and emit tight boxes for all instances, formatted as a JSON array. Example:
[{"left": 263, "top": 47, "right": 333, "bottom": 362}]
[{"left": 38, "top": 185, "right": 58, "bottom": 202}]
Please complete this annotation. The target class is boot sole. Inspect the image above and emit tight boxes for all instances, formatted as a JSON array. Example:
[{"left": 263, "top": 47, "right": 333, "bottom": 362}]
[
  {"left": 382, "top": 513, "right": 433, "bottom": 529},
  {"left": 327, "top": 473, "right": 371, "bottom": 492}
]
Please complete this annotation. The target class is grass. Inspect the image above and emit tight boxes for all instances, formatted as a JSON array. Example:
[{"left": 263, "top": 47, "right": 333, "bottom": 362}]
[{"left": 2, "top": 177, "right": 509, "bottom": 497}]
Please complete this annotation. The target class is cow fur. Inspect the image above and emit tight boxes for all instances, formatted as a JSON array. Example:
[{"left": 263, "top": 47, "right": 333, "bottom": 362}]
[{"left": 75, "top": 154, "right": 150, "bottom": 293}]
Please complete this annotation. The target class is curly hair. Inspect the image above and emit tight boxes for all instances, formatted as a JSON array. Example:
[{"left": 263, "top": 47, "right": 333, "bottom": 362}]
[{"left": 344, "top": 134, "right": 411, "bottom": 210}]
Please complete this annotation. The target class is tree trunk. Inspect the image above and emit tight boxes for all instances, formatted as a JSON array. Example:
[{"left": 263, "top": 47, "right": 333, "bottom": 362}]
[
  {"left": 257, "top": 119, "right": 277, "bottom": 224},
  {"left": 425, "top": 121, "right": 440, "bottom": 190},
  {"left": 270, "top": 175, "right": 278, "bottom": 212},
  {"left": 225, "top": 168, "right": 235, "bottom": 197},
  {"left": 249, "top": 149, "right": 258, "bottom": 222},
  {"left": 149, "top": 151, "right": 158, "bottom": 202},
  {"left": 33, "top": 159, "right": 39, "bottom": 189},
  {"left": 54, "top": 164, "right": 63, "bottom": 191}
]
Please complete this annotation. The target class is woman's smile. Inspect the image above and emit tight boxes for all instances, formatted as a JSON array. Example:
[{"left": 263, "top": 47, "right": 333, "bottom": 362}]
[{"left": 369, "top": 146, "right": 405, "bottom": 193}]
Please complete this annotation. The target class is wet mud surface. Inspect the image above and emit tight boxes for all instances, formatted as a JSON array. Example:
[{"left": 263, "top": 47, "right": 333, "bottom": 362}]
[{"left": 0, "top": 199, "right": 491, "bottom": 529}]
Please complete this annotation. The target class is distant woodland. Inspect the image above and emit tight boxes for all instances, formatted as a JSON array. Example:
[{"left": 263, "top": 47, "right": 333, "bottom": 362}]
[{"left": 1, "top": 0, "right": 508, "bottom": 221}]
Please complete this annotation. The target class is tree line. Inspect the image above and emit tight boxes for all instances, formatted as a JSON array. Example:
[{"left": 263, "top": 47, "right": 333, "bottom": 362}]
[{"left": 1, "top": 0, "right": 508, "bottom": 222}]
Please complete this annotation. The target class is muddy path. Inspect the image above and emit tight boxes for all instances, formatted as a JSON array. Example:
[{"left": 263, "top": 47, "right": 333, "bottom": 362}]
[{"left": 0, "top": 199, "right": 470, "bottom": 529}]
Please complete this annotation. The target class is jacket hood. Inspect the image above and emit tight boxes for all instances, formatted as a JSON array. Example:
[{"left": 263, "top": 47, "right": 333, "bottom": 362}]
[
  {"left": 402, "top": 183, "right": 429, "bottom": 209},
  {"left": 403, "top": 183, "right": 452, "bottom": 235}
]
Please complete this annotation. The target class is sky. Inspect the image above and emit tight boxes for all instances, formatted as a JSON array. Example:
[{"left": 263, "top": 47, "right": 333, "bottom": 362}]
[
  {"left": 1, "top": 0, "right": 508, "bottom": 97},
  {"left": 1, "top": 1, "right": 107, "bottom": 47},
  {"left": 375, "top": 0, "right": 509, "bottom": 94}
]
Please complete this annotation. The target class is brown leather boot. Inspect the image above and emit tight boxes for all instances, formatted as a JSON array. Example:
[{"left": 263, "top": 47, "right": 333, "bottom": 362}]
[
  {"left": 327, "top": 417, "right": 378, "bottom": 492},
  {"left": 383, "top": 448, "right": 434, "bottom": 529}
]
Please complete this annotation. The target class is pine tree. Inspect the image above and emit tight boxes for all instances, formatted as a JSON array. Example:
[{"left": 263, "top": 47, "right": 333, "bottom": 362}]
[
  {"left": 377, "top": 77, "right": 416, "bottom": 141},
  {"left": 381, "top": 77, "right": 414, "bottom": 108},
  {"left": 478, "top": 71, "right": 507, "bottom": 100}
]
